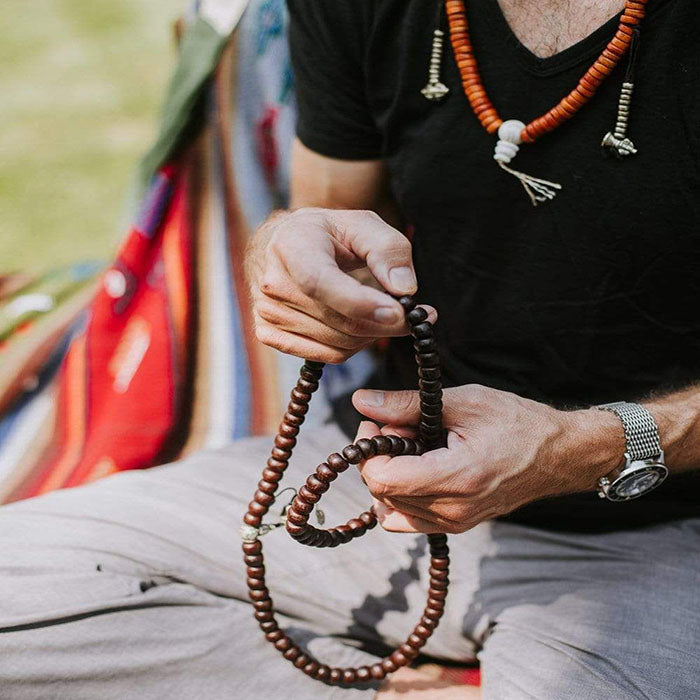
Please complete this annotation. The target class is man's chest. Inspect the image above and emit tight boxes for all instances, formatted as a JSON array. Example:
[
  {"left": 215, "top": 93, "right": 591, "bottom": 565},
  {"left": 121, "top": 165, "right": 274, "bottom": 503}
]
[{"left": 497, "top": 0, "right": 625, "bottom": 57}]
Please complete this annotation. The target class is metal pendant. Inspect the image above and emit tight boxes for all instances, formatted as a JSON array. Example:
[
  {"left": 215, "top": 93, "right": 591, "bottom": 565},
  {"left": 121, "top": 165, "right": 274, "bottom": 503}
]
[
  {"left": 602, "top": 81, "right": 638, "bottom": 158},
  {"left": 421, "top": 29, "right": 450, "bottom": 102}
]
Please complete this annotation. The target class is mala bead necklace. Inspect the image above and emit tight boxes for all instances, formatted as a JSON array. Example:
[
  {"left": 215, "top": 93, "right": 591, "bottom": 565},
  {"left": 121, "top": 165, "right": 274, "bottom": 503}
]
[
  {"left": 241, "top": 296, "right": 449, "bottom": 687},
  {"left": 441, "top": 0, "right": 649, "bottom": 205}
]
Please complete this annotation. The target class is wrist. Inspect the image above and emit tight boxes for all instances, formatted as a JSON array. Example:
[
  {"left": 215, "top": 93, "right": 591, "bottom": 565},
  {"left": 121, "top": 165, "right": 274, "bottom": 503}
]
[{"left": 561, "top": 408, "right": 626, "bottom": 491}]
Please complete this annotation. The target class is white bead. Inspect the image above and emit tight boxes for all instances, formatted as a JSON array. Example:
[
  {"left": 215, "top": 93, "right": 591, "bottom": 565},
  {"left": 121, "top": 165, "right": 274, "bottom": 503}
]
[
  {"left": 493, "top": 139, "right": 519, "bottom": 163},
  {"left": 497, "top": 119, "right": 526, "bottom": 145}
]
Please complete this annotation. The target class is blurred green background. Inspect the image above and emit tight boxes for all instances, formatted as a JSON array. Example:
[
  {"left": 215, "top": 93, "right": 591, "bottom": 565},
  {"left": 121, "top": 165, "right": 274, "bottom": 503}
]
[{"left": 0, "top": 0, "right": 181, "bottom": 274}]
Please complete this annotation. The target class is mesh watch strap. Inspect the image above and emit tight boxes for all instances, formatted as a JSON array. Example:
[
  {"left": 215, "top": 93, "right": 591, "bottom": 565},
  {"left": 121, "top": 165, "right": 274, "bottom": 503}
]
[{"left": 597, "top": 401, "right": 662, "bottom": 461}]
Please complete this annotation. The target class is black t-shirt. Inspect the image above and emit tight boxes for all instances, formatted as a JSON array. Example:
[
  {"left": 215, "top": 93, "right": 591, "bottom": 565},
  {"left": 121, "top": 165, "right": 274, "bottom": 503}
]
[{"left": 287, "top": 0, "right": 700, "bottom": 530}]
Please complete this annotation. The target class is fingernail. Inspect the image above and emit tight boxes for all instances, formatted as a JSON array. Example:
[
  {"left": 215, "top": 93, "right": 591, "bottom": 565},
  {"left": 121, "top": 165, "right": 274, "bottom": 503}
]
[
  {"left": 373, "top": 306, "right": 401, "bottom": 324},
  {"left": 359, "top": 390, "right": 384, "bottom": 406},
  {"left": 389, "top": 266, "right": 417, "bottom": 294}
]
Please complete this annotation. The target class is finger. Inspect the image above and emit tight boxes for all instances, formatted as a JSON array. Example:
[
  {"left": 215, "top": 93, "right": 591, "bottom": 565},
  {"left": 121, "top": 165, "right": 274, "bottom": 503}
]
[
  {"left": 257, "top": 298, "right": 370, "bottom": 350},
  {"left": 254, "top": 318, "right": 354, "bottom": 364},
  {"left": 360, "top": 449, "right": 458, "bottom": 499},
  {"left": 259, "top": 293, "right": 437, "bottom": 341},
  {"left": 379, "top": 424, "right": 417, "bottom": 439},
  {"left": 354, "top": 420, "right": 381, "bottom": 442},
  {"left": 277, "top": 230, "right": 405, "bottom": 324},
  {"left": 374, "top": 502, "right": 445, "bottom": 534},
  {"left": 353, "top": 384, "right": 456, "bottom": 426},
  {"left": 331, "top": 211, "right": 418, "bottom": 297}
]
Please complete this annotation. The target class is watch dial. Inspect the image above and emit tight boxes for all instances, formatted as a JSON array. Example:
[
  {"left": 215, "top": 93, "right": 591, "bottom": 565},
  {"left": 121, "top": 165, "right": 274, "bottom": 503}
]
[{"left": 615, "top": 471, "right": 661, "bottom": 499}]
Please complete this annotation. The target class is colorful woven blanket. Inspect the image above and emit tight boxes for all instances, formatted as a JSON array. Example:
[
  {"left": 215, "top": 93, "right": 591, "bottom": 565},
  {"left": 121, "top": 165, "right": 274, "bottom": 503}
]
[{"left": 0, "top": 0, "right": 372, "bottom": 502}]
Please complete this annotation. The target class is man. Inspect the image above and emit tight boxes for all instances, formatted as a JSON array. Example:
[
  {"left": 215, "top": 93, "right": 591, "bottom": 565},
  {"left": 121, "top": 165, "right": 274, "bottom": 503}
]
[{"left": 1, "top": 0, "right": 699, "bottom": 698}]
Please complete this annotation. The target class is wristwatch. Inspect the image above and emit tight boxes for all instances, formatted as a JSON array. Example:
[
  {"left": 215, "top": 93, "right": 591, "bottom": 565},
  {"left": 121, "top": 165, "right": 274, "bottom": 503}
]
[{"left": 596, "top": 401, "right": 668, "bottom": 502}]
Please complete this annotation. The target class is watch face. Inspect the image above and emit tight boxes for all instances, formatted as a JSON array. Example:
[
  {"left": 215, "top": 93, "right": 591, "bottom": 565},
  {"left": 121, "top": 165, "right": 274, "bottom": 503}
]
[{"left": 609, "top": 464, "right": 668, "bottom": 501}]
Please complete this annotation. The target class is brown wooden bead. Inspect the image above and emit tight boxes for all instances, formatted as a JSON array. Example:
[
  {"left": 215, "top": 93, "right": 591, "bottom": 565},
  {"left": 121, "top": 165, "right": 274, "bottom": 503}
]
[
  {"left": 242, "top": 540, "right": 262, "bottom": 554},
  {"left": 370, "top": 663, "right": 386, "bottom": 680},
  {"left": 283, "top": 412, "right": 305, "bottom": 427},
  {"left": 317, "top": 463, "right": 337, "bottom": 481},
  {"left": 398, "top": 295, "right": 416, "bottom": 312},
  {"left": 259, "top": 621, "right": 278, "bottom": 636},
  {"left": 411, "top": 322, "right": 433, "bottom": 339},
  {"left": 255, "top": 610, "right": 274, "bottom": 623},
  {"left": 355, "top": 438, "right": 376, "bottom": 459},
  {"left": 381, "top": 658, "right": 398, "bottom": 674},
  {"left": 291, "top": 496, "right": 313, "bottom": 514},
  {"left": 253, "top": 598, "right": 272, "bottom": 611},
  {"left": 407, "top": 307, "right": 428, "bottom": 325},
  {"left": 401, "top": 438, "right": 417, "bottom": 455},
  {"left": 306, "top": 474, "right": 329, "bottom": 494},
  {"left": 327, "top": 453, "right": 349, "bottom": 472},
  {"left": 371, "top": 435, "right": 391, "bottom": 455},
  {"left": 245, "top": 554, "right": 264, "bottom": 567},
  {"left": 271, "top": 446, "right": 292, "bottom": 461},
  {"left": 261, "top": 468, "right": 283, "bottom": 483},
  {"left": 315, "top": 665, "right": 331, "bottom": 681},
  {"left": 243, "top": 512, "right": 262, "bottom": 527},
  {"left": 303, "top": 660, "right": 320, "bottom": 677},
  {"left": 387, "top": 435, "right": 404, "bottom": 454},
  {"left": 329, "top": 668, "right": 343, "bottom": 684},
  {"left": 253, "top": 490, "right": 275, "bottom": 507},
  {"left": 342, "top": 669, "right": 357, "bottom": 684},
  {"left": 286, "top": 509, "right": 308, "bottom": 526},
  {"left": 266, "top": 457, "right": 287, "bottom": 471},
  {"left": 298, "top": 485, "right": 320, "bottom": 504},
  {"left": 294, "top": 654, "right": 311, "bottom": 669},
  {"left": 399, "top": 643, "right": 419, "bottom": 659},
  {"left": 296, "top": 378, "right": 318, "bottom": 393},
  {"left": 247, "top": 566, "right": 265, "bottom": 578},
  {"left": 247, "top": 501, "right": 267, "bottom": 517},
  {"left": 283, "top": 646, "right": 300, "bottom": 661},
  {"left": 342, "top": 444, "right": 363, "bottom": 464},
  {"left": 265, "top": 629, "right": 284, "bottom": 642},
  {"left": 390, "top": 650, "right": 410, "bottom": 667},
  {"left": 291, "top": 387, "right": 311, "bottom": 403},
  {"left": 274, "top": 637, "right": 293, "bottom": 652},
  {"left": 356, "top": 667, "right": 372, "bottom": 682},
  {"left": 419, "top": 378, "right": 441, "bottom": 392}
]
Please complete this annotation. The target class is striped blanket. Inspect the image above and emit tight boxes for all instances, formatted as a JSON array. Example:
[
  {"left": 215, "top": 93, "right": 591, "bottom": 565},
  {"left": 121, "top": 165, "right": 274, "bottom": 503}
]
[{"left": 0, "top": 0, "right": 372, "bottom": 502}]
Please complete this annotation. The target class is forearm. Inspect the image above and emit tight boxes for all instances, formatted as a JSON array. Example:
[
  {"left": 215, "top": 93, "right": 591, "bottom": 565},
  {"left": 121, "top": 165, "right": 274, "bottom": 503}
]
[{"left": 643, "top": 385, "right": 700, "bottom": 473}]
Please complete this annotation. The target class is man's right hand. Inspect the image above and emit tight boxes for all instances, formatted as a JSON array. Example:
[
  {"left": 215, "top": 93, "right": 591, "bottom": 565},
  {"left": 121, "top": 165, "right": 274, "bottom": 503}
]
[{"left": 245, "top": 207, "right": 435, "bottom": 363}]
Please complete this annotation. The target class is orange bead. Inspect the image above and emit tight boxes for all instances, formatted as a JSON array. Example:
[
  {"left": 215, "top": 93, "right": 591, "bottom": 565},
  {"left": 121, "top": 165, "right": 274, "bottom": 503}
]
[
  {"left": 598, "top": 55, "right": 617, "bottom": 70},
  {"left": 589, "top": 65, "right": 608, "bottom": 81},
  {"left": 610, "top": 36, "right": 630, "bottom": 52},
  {"left": 484, "top": 118, "right": 502, "bottom": 134},
  {"left": 617, "top": 23, "right": 634, "bottom": 37}
]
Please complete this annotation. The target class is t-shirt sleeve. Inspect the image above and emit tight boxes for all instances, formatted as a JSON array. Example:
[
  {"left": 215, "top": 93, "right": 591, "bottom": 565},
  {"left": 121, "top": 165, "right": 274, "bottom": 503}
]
[{"left": 287, "top": 0, "right": 382, "bottom": 160}]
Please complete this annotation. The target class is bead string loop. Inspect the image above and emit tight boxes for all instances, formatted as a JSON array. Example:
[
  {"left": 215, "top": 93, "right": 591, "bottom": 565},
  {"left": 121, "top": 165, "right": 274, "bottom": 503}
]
[{"left": 242, "top": 294, "right": 449, "bottom": 686}]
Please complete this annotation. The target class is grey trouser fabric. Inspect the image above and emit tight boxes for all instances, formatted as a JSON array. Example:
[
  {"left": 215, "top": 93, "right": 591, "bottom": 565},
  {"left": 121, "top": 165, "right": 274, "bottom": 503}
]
[{"left": 1, "top": 423, "right": 699, "bottom": 700}]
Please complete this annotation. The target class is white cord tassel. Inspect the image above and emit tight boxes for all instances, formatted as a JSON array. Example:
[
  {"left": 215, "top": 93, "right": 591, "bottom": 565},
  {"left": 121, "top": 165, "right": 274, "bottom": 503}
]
[{"left": 493, "top": 120, "right": 562, "bottom": 206}]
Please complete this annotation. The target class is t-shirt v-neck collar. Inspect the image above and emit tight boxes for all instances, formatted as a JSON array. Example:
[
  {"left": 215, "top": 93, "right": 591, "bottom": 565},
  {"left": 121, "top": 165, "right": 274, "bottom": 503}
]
[{"left": 482, "top": 0, "right": 628, "bottom": 77}]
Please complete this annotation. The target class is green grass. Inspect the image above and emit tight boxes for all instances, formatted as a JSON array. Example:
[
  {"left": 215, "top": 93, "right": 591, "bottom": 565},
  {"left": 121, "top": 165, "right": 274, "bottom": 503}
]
[{"left": 0, "top": 0, "right": 181, "bottom": 273}]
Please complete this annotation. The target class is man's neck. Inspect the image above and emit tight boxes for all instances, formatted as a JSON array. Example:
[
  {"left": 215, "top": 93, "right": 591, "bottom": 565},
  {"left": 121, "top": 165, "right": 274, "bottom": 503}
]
[{"left": 497, "top": 0, "right": 626, "bottom": 58}]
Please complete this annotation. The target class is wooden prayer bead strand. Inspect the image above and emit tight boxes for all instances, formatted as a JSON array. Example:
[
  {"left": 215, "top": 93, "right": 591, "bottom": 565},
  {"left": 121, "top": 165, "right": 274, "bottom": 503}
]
[
  {"left": 243, "top": 296, "right": 450, "bottom": 685},
  {"left": 445, "top": 0, "right": 648, "bottom": 144}
]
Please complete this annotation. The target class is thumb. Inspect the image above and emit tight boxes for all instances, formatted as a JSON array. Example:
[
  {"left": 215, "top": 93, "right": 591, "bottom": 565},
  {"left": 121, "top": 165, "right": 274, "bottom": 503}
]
[{"left": 352, "top": 389, "right": 421, "bottom": 425}]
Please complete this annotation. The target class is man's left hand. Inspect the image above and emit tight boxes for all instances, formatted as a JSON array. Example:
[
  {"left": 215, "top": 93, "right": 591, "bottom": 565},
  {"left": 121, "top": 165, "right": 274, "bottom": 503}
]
[{"left": 352, "top": 385, "right": 622, "bottom": 534}]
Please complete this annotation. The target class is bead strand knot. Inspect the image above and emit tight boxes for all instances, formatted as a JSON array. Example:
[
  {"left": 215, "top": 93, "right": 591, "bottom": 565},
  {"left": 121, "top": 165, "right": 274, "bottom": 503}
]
[{"left": 492, "top": 120, "right": 562, "bottom": 206}]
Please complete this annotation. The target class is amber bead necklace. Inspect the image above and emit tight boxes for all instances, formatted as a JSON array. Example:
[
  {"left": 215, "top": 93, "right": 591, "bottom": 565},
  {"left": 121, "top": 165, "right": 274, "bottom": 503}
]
[
  {"left": 426, "top": 0, "right": 650, "bottom": 205},
  {"left": 241, "top": 296, "right": 448, "bottom": 687}
]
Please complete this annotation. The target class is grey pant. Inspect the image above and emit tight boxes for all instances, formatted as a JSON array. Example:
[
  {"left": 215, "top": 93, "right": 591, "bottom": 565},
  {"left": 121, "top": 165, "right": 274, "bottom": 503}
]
[{"left": 1, "top": 423, "right": 699, "bottom": 699}]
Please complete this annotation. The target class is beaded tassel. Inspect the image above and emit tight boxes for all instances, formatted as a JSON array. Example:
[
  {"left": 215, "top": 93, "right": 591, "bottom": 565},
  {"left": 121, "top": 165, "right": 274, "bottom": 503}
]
[
  {"left": 601, "top": 83, "right": 637, "bottom": 157},
  {"left": 602, "top": 27, "right": 642, "bottom": 157},
  {"left": 493, "top": 120, "right": 562, "bottom": 206},
  {"left": 421, "top": 29, "right": 450, "bottom": 101}
]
